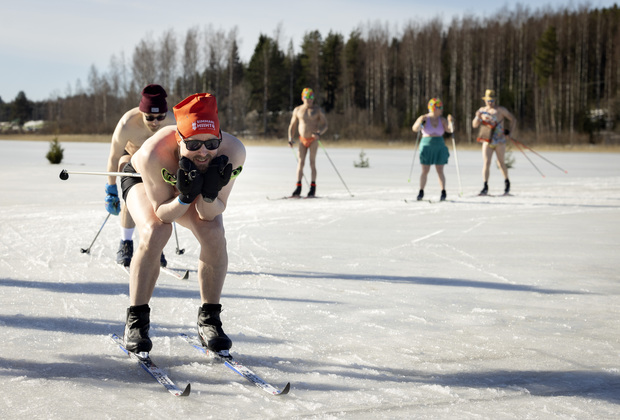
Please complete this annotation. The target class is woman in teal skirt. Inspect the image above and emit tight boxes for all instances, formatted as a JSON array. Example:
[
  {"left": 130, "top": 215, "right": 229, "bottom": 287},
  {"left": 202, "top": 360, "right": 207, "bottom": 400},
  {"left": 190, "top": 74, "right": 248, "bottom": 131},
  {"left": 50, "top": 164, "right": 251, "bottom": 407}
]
[{"left": 411, "top": 98, "right": 454, "bottom": 201}]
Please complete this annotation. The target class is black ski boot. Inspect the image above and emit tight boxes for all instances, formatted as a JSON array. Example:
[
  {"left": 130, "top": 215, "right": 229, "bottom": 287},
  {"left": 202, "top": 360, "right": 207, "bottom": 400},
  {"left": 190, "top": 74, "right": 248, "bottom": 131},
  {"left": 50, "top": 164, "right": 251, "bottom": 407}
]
[
  {"left": 160, "top": 252, "right": 167, "bottom": 268},
  {"left": 479, "top": 182, "right": 489, "bottom": 196},
  {"left": 124, "top": 304, "right": 152, "bottom": 354},
  {"left": 116, "top": 240, "right": 133, "bottom": 267},
  {"left": 504, "top": 179, "right": 511, "bottom": 195},
  {"left": 307, "top": 182, "right": 316, "bottom": 197},
  {"left": 197, "top": 304, "right": 232, "bottom": 352},
  {"left": 440, "top": 190, "right": 447, "bottom": 201},
  {"left": 416, "top": 190, "right": 424, "bottom": 201},
  {"left": 291, "top": 182, "right": 302, "bottom": 197}
]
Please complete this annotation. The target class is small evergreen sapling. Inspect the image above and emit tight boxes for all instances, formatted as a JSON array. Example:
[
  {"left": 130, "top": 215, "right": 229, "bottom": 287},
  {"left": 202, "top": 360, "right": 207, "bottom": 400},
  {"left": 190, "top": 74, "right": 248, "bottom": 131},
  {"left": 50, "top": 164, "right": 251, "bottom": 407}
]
[
  {"left": 46, "top": 137, "right": 64, "bottom": 164},
  {"left": 354, "top": 150, "right": 369, "bottom": 168}
]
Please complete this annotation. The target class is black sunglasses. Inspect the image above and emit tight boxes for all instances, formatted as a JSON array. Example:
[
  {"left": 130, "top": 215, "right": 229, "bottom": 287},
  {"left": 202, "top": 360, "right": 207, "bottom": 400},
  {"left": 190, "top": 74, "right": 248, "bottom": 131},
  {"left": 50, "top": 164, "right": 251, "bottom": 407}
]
[
  {"left": 144, "top": 113, "right": 166, "bottom": 121},
  {"left": 178, "top": 129, "right": 223, "bottom": 151}
]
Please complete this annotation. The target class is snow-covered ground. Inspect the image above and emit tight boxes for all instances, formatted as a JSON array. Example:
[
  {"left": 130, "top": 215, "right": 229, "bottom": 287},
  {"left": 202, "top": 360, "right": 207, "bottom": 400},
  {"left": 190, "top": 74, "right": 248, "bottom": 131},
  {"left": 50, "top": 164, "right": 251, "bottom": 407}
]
[{"left": 1, "top": 139, "right": 619, "bottom": 419}]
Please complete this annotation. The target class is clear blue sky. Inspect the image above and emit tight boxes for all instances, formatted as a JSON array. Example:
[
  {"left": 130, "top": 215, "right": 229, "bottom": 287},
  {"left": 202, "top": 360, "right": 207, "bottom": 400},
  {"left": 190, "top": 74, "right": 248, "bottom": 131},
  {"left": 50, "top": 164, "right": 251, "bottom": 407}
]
[{"left": 1, "top": 0, "right": 617, "bottom": 102}]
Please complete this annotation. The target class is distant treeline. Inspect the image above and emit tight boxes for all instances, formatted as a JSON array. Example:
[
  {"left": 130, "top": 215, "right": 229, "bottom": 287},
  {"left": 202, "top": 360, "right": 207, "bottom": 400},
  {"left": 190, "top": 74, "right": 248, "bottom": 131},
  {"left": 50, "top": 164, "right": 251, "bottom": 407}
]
[{"left": 1, "top": 3, "right": 619, "bottom": 144}]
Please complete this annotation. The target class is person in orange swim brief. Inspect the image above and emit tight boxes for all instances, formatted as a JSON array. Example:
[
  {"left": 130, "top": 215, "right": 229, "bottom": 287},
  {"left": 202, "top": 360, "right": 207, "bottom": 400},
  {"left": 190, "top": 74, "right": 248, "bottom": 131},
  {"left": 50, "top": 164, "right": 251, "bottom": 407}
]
[
  {"left": 287, "top": 88, "right": 328, "bottom": 197},
  {"left": 299, "top": 135, "right": 316, "bottom": 148}
]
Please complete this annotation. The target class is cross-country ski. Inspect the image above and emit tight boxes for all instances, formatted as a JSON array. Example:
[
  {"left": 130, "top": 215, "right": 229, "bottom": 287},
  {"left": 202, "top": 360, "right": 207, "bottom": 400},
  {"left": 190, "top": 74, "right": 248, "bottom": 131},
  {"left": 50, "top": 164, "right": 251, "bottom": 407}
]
[
  {"left": 179, "top": 333, "right": 290, "bottom": 396},
  {"left": 110, "top": 334, "right": 191, "bottom": 397}
]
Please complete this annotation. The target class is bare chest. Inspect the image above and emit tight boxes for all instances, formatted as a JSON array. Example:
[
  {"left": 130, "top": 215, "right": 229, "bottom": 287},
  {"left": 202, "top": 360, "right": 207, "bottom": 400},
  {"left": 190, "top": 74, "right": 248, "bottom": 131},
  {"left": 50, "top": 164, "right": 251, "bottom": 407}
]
[
  {"left": 124, "top": 128, "right": 154, "bottom": 153},
  {"left": 299, "top": 106, "right": 320, "bottom": 122}
]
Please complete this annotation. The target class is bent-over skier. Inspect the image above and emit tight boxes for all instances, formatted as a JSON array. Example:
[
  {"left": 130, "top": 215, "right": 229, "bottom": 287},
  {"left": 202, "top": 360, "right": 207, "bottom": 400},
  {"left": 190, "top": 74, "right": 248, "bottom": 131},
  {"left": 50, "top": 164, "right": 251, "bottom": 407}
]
[{"left": 120, "top": 93, "right": 245, "bottom": 354}]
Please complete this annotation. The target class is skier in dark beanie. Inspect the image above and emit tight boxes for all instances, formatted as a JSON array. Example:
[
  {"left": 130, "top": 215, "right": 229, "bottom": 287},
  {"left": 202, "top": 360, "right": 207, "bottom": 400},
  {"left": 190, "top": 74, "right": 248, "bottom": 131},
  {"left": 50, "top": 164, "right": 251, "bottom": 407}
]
[{"left": 105, "top": 84, "right": 175, "bottom": 267}]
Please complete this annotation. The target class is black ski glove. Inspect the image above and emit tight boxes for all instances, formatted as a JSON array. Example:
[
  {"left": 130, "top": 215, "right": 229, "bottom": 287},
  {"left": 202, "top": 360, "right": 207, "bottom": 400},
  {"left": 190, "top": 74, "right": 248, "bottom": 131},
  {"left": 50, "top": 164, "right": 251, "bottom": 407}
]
[
  {"left": 176, "top": 157, "right": 203, "bottom": 204},
  {"left": 202, "top": 155, "right": 233, "bottom": 203}
]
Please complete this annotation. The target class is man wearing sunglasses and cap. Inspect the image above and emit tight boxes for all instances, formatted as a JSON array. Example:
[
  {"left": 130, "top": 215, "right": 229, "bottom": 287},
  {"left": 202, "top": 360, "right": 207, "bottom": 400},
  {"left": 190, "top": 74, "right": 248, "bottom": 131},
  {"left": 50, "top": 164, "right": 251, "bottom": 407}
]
[
  {"left": 472, "top": 89, "right": 517, "bottom": 196},
  {"left": 119, "top": 92, "right": 245, "bottom": 355},
  {"left": 105, "top": 84, "right": 176, "bottom": 268}
]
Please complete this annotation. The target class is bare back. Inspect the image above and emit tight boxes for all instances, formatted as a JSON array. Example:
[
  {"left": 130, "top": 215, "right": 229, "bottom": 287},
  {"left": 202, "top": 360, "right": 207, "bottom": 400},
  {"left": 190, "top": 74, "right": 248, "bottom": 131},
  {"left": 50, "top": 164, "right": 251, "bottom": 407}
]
[{"left": 130, "top": 126, "right": 180, "bottom": 213}]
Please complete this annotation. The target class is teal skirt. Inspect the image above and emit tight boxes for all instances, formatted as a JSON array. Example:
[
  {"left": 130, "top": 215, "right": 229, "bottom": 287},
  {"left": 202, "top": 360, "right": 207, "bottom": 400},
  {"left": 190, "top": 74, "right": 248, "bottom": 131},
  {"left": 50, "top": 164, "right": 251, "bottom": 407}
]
[{"left": 419, "top": 136, "right": 449, "bottom": 165}]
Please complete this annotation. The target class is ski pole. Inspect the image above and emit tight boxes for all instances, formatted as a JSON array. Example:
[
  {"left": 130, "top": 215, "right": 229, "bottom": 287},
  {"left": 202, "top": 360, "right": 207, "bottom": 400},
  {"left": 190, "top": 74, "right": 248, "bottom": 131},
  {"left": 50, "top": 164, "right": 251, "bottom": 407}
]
[
  {"left": 408, "top": 129, "right": 422, "bottom": 183},
  {"left": 318, "top": 140, "right": 354, "bottom": 197},
  {"left": 173, "top": 222, "right": 185, "bottom": 255},
  {"left": 451, "top": 133, "right": 463, "bottom": 196},
  {"left": 60, "top": 169, "right": 141, "bottom": 180},
  {"left": 512, "top": 139, "right": 545, "bottom": 178},
  {"left": 80, "top": 213, "right": 111, "bottom": 254},
  {"left": 510, "top": 137, "right": 568, "bottom": 174}
]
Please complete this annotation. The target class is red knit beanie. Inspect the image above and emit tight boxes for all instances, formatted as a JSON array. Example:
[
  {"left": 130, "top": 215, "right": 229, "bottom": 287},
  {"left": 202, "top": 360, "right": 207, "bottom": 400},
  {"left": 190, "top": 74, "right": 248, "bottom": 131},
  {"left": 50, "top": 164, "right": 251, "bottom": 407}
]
[{"left": 173, "top": 93, "right": 220, "bottom": 141}]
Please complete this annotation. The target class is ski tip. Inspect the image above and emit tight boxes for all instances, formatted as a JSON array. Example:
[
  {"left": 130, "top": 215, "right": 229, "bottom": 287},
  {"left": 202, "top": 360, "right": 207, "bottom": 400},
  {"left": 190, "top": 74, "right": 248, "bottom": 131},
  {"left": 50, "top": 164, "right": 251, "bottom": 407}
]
[
  {"left": 179, "top": 383, "right": 191, "bottom": 397},
  {"left": 277, "top": 382, "right": 291, "bottom": 395},
  {"left": 181, "top": 270, "right": 189, "bottom": 280}
]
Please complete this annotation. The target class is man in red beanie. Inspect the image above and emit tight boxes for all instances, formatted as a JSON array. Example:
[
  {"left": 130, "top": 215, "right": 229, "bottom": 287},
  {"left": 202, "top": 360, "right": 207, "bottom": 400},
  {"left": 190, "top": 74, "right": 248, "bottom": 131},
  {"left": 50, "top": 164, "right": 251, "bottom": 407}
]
[
  {"left": 120, "top": 93, "right": 246, "bottom": 355},
  {"left": 105, "top": 84, "right": 175, "bottom": 268}
]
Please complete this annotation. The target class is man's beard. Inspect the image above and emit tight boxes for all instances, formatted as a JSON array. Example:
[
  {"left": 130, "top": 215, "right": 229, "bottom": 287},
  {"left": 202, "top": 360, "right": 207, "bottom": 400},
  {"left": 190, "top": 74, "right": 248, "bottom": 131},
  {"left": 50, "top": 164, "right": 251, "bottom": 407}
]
[{"left": 192, "top": 154, "right": 212, "bottom": 173}]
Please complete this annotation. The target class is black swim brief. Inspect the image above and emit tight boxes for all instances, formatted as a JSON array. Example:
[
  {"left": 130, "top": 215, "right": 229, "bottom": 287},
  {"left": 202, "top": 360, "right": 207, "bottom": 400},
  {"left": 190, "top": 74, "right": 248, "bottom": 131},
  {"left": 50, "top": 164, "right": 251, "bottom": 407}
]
[{"left": 120, "top": 162, "right": 143, "bottom": 201}]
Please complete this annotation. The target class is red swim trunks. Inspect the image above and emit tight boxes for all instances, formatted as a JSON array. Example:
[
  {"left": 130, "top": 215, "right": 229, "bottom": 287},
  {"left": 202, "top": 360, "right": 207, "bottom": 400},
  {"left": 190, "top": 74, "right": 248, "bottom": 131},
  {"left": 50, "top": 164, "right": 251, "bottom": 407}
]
[{"left": 299, "top": 136, "right": 316, "bottom": 147}]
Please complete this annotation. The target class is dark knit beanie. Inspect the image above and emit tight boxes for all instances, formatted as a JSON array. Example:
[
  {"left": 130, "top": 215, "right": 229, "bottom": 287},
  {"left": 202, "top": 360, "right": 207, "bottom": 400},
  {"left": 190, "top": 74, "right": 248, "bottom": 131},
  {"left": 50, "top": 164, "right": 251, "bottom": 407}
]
[{"left": 139, "top": 84, "right": 168, "bottom": 113}]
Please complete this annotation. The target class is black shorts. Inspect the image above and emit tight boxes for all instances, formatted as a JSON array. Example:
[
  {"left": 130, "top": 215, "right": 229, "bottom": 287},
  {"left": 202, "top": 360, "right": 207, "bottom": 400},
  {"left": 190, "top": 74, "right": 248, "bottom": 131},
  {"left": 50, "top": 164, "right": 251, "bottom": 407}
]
[{"left": 121, "top": 162, "right": 143, "bottom": 201}]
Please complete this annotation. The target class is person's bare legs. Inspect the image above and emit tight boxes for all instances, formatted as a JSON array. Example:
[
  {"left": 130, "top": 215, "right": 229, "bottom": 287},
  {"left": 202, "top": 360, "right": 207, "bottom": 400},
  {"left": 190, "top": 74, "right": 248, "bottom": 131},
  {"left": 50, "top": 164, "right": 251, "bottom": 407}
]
[
  {"left": 480, "top": 142, "right": 494, "bottom": 194},
  {"left": 182, "top": 214, "right": 228, "bottom": 305},
  {"left": 436, "top": 164, "right": 447, "bottom": 200},
  {"left": 178, "top": 212, "right": 230, "bottom": 351},
  {"left": 494, "top": 142, "right": 510, "bottom": 193},
  {"left": 123, "top": 184, "right": 172, "bottom": 353},
  {"left": 307, "top": 141, "right": 319, "bottom": 182},
  {"left": 495, "top": 143, "right": 509, "bottom": 179},
  {"left": 435, "top": 165, "right": 446, "bottom": 190},
  {"left": 125, "top": 185, "right": 171, "bottom": 306},
  {"left": 296, "top": 145, "right": 308, "bottom": 183},
  {"left": 417, "top": 164, "right": 430, "bottom": 200},
  {"left": 481, "top": 142, "right": 494, "bottom": 183},
  {"left": 419, "top": 164, "right": 430, "bottom": 190}
]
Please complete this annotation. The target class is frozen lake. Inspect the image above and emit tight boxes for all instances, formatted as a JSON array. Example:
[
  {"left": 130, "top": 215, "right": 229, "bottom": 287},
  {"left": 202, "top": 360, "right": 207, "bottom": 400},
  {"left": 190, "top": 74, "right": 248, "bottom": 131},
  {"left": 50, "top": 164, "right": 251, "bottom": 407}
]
[{"left": 0, "top": 139, "right": 619, "bottom": 419}]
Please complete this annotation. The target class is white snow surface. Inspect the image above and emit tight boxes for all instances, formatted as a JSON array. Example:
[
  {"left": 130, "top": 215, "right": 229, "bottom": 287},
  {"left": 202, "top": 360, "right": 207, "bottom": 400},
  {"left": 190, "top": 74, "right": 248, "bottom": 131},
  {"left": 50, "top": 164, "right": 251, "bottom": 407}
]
[{"left": 1, "top": 140, "right": 619, "bottom": 419}]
